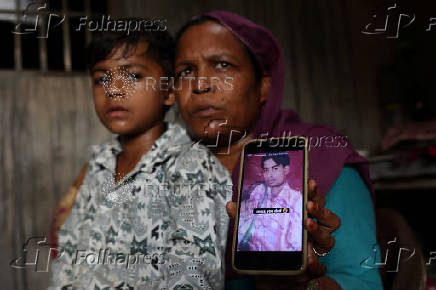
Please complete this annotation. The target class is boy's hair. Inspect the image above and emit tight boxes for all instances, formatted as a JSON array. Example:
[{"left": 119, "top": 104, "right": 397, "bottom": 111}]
[
  {"left": 261, "top": 153, "right": 290, "bottom": 168},
  {"left": 87, "top": 18, "right": 174, "bottom": 77}
]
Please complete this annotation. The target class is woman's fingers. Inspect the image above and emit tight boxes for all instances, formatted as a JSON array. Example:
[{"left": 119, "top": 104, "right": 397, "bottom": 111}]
[
  {"left": 308, "top": 179, "right": 317, "bottom": 199},
  {"left": 305, "top": 217, "right": 336, "bottom": 250},
  {"left": 226, "top": 201, "right": 237, "bottom": 219},
  {"left": 306, "top": 179, "right": 341, "bottom": 261},
  {"left": 307, "top": 240, "right": 317, "bottom": 265},
  {"left": 307, "top": 258, "right": 327, "bottom": 277},
  {"left": 307, "top": 241, "right": 327, "bottom": 276},
  {"left": 305, "top": 180, "right": 335, "bottom": 277},
  {"left": 307, "top": 201, "right": 341, "bottom": 231},
  {"left": 298, "top": 241, "right": 326, "bottom": 281},
  {"left": 308, "top": 179, "right": 325, "bottom": 208}
]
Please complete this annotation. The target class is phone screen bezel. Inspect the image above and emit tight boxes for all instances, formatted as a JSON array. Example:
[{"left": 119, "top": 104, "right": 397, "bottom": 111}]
[{"left": 233, "top": 137, "right": 307, "bottom": 273}]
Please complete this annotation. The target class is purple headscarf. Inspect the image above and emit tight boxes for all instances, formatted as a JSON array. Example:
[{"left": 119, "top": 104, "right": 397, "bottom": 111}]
[
  {"left": 198, "top": 10, "right": 375, "bottom": 279},
  {"left": 202, "top": 10, "right": 373, "bottom": 198}
]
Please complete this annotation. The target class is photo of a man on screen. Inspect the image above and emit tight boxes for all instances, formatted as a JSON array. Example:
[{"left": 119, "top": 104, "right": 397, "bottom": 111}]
[{"left": 238, "top": 152, "right": 302, "bottom": 251}]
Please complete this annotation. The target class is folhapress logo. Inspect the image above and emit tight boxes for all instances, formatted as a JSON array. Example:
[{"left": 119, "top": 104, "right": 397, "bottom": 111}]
[
  {"left": 10, "top": 236, "right": 63, "bottom": 272},
  {"left": 11, "top": 1, "right": 65, "bottom": 38},
  {"left": 362, "top": 2, "right": 436, "bottom": 38},
  {"left": 361, "top": 3, "right": 415, "bottom": 39}
]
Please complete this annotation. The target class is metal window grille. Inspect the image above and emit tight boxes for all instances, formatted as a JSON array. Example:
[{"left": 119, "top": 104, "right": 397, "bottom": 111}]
[{"left": 0, "top": 0, "right": 106, "bottom": 72}]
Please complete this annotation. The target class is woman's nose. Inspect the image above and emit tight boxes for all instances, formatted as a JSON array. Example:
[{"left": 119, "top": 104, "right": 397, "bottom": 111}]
[
  {"left": 192, "top": 67, "right": 214, "bottom": 95},
  {"left": 193, "top": 77, "right": 212, "bottom": 94},
  {"left": 193, "top": 86, "right": 211, "bottom": 94}
]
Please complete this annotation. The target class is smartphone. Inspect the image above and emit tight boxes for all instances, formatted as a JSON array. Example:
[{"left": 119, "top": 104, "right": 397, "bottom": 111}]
[{"left": 232, "top": 137, "right": 308, "bottom": 275}]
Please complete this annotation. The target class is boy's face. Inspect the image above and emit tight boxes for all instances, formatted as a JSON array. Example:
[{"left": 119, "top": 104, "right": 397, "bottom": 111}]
[
  {"left": 91, "top": 42, "right": 174, "bottom": 136},
  {"left": 262, "top": 158, "right": 289, "bottom": 188}
]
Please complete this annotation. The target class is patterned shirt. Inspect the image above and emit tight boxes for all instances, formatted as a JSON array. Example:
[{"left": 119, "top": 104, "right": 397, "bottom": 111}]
[
  {"left": 237, "top": 183, "right": 302, "bottom": 251},
  {"left": 48, "top": 123, "right": 232, "bottom": 289}
]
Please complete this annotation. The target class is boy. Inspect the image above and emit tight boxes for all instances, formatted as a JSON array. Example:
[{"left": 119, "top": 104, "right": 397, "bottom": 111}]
[{"left": 49, "top": 19, "right": 231, "bottom": 289}]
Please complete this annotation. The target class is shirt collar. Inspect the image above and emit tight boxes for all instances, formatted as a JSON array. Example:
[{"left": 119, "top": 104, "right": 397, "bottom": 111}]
[
  {"left": 91, "top": 123, "right": 191, "bottom": 174},
  {"left": 268, "top": 182, "right": 292, "bottom": 199}
]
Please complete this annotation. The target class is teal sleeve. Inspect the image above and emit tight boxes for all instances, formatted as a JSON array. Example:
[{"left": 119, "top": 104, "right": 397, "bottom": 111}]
[{"left": 319, "top": 167, "right": 383, "bottom": 290}]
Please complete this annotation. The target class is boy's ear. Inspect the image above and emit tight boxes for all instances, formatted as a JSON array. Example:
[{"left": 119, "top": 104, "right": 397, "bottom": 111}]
[
  {"left": 164, "top": 91, "right": 176, "bottom": 106},
  {"left": 259, "top": 74, "right": 271, "bottom": 104},
  {"left": 284, "top": 165, "right": 290, "bottom": 176}
]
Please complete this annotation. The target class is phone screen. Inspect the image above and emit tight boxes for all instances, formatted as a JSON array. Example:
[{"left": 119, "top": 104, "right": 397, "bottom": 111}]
[
  {"left": 233, "top": 137, "right": 307, "bottom": 273},
  {"left": 237, "top": 150, "right": 303, "bottom": 252}
]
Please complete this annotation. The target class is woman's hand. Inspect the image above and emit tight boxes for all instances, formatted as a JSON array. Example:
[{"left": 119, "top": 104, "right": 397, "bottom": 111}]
[
  {"left": 303, "top": 179, "right": 341, "bottom": 281},
  {"left": 226, "top": 179, "right": 342, "bottom": 289}
]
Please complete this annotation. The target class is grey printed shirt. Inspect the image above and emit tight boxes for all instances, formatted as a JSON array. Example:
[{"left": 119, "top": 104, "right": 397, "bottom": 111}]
[{"left": 48, "top": 123, "right": 232, "bottom": 289}]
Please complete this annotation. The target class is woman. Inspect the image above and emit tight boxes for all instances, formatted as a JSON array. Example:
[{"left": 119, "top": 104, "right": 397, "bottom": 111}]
[{"left": 172, "top": 11, "right": 383, "bottom": 289}]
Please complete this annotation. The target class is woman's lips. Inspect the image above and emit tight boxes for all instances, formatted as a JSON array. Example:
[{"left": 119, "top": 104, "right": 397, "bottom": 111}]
[{"left": 191, "top": 106, "right": 223, "bottom": 118}]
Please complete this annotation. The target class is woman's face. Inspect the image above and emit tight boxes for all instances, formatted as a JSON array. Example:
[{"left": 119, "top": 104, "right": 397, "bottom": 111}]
[{"left": 173, "top": 21, "right": 269, "bottom": 146}]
